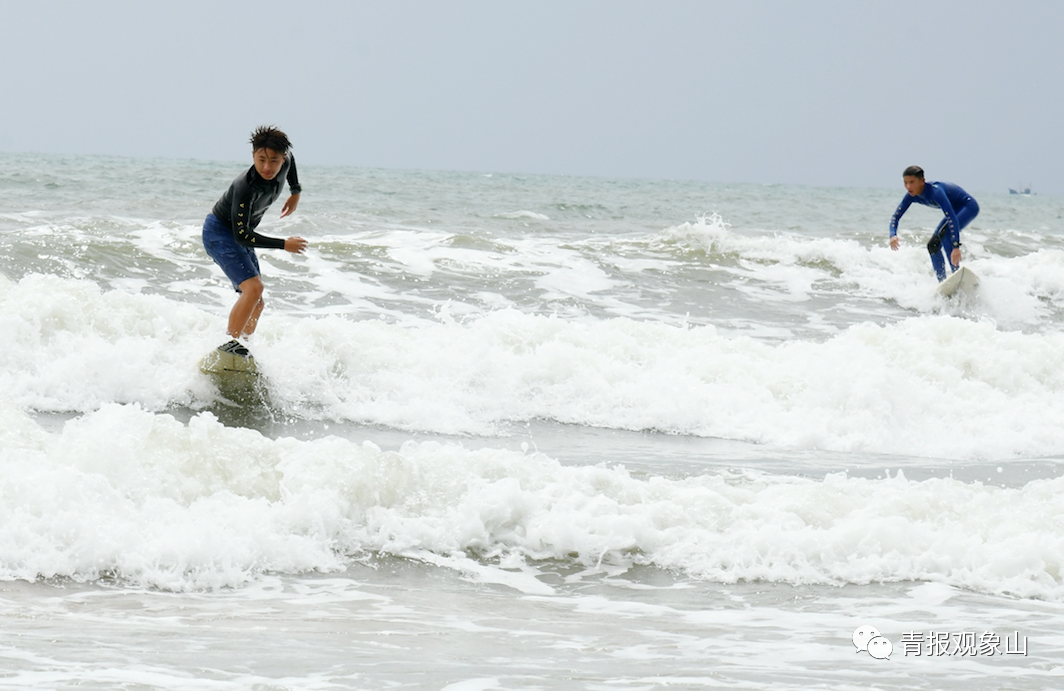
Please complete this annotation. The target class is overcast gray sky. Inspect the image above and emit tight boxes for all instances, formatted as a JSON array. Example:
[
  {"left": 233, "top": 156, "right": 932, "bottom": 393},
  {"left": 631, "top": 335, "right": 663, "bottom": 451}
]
[{"left": 2, "top": 0, "right": 1061, "bottom": 194}]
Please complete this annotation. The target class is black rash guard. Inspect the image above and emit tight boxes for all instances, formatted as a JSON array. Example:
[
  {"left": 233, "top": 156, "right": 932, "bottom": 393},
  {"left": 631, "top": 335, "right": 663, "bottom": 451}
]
[{"left": 211, "top": 155, "right": 302, "bottom": 249}]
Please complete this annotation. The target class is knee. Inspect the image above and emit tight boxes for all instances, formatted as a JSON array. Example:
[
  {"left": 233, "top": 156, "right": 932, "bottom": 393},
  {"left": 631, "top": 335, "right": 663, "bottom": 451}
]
[
  {"left": 927, "top": 234, "right": 942, "bottom": 255},
  {"left": 238, "top": 277, "right": 264, "bottom": 300}
]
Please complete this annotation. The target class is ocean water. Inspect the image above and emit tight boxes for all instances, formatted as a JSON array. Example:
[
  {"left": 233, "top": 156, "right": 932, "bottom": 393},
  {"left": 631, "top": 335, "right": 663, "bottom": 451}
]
[{"left": 1, "top": 151, "right": 1063, "bottom": 689}]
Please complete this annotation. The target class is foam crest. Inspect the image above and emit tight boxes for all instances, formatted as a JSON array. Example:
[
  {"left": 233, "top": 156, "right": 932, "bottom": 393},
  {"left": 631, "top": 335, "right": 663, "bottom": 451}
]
[
  {"left": 0, "top": 273, "right": 219, "bottom": 411},
  {"left": 654, "top": 215, "right": 1064, "bottom": 329},
  {"left": 2, "top": 403, "right": 1061, "bottom": 599},
  {"left": 495, "top": 210, "right": 550, "bottom": 221},
  {"left": 657, "top": 213, "right": 734, "bottom": 256},
  {"left": 262, "top": 307, "right": 1064, "bottom": 459},
  {"left": 5, "top": 275, "right": 1064, "bottom": 460}
]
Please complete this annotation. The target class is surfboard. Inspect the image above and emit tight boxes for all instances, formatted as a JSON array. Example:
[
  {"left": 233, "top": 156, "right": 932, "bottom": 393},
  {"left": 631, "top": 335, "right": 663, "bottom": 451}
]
[
  {"left": 199, "top": 342, "right": 261, "bottom": 401},
  {"left": 937, "top": 266, "right": 979, "bottom": 298}
]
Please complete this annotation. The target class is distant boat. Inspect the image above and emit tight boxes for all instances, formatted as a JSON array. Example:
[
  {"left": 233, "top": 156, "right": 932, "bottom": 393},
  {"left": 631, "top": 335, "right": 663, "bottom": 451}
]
[{"left": 1009, "top": 183, "right": 1034, "bottom": 195}]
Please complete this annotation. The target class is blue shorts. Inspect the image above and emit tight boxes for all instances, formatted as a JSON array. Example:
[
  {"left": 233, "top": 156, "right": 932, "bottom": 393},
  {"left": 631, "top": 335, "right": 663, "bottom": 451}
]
[{"left": 202, "top": 213, "right": 260, "bottom": 292}]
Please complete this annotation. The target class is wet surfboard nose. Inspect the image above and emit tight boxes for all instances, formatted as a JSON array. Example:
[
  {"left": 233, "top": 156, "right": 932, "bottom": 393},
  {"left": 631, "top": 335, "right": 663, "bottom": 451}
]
[{"left": 937, "top": 266, "right": 979, "bottom": 298}]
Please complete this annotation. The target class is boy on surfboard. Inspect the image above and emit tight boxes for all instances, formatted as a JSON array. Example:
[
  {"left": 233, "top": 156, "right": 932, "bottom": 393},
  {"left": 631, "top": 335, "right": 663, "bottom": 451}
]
[
  {"left": 888, "top": 165, "right": 979, "bottom": 281},
  {"left": 202, "top": 126, "right": 307, "bottom": 358}
]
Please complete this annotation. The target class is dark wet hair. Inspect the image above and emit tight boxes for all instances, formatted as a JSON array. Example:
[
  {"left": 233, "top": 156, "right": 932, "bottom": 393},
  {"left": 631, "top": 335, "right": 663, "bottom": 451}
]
[
  {"left": 250, "top": 126, "right": 293, "bottom": 154},
  {"left": 903, "top": 165, "right": 924, "bottom": 179}
]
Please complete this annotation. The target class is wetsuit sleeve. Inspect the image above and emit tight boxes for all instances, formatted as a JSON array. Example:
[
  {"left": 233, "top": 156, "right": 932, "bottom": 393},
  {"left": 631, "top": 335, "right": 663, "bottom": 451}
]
[
  {"left": 230, "top": 175, "right": 286, "bottom": 250},
  {"left": 287, "top": 155, "right": 302, "bottom": 195},
  {"left": 889, "top": 195, "right": 913, "bottom": 237},
  {"left": 928, "top": 184, "right": 962, "bottom": 245}
]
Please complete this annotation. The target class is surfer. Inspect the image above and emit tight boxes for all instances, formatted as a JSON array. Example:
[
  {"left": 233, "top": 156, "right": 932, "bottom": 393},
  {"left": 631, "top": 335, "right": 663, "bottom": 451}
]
[
  {"left": 202, "top": 126, "right": 307, "bottom": 356},
  {"left": 888, "top": 166, "right": 979, "bottom": 281}
]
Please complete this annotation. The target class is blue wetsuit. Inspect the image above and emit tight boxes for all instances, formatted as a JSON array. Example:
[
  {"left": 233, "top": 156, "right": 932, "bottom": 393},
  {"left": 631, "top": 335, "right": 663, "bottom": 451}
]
[{"left": 889, "top": 181, "right": 979, "bottom": 281}]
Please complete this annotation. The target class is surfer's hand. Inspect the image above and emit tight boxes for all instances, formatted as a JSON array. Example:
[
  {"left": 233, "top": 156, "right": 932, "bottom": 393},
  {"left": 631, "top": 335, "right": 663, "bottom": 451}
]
[
  {"left": 280, "top": 193, "right": 300, "bottom": 218},
  {"left": 889, "top": 236, "right": 900, "bottom": 251},
  {"left": 284, "top": 236, "right": 308, "bottom": 254},
  {"left": 951, "top": 247, "right": 961, "bottom": 266}
]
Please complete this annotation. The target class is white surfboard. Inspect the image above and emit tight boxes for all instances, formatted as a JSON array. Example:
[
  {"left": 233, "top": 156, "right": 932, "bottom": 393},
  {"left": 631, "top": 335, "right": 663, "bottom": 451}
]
[
  {"left": 199, "top": 345, "right": 260, "bottom": 401},
  {"left": 937, "top": 266, "right": 979, "bottom": 298}
]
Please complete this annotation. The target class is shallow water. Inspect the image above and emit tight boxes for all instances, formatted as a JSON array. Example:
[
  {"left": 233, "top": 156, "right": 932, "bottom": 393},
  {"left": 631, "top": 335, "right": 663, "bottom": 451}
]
[{"left": 3, "top": 567, "right": 1060, "bottom": 690}]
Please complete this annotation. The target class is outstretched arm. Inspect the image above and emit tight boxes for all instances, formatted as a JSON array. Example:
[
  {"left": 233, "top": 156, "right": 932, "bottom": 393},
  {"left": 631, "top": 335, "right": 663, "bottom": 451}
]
[
  {"left": 284, "top": 235, "right": 308, "bottom": 254},
  {"left": 280, "top": 154, "right": 302, "bottom": 218},
  {"left": 280, "top": 193, "right": 300, "bottom": 218},
  {"left": 888, "top": 195, "right": 913, "bottom": 250},
  {"left": 230, "top": 182, "right": 285, "bottom": 250}
]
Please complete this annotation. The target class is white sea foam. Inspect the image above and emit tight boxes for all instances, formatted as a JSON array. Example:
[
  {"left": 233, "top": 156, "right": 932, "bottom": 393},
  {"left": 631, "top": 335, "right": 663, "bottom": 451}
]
[
  {"left": 4, "top": 274, "right": 1064, "bottom": 460},
  {"left": 496, "top": 210, "right": 550, "bottom": 221},
  {"left": 656, "top": 213, "right": 1064, "bottom": 331},
  {"left": 2, "top": 402, "right": 1061, "bottom": 599}
]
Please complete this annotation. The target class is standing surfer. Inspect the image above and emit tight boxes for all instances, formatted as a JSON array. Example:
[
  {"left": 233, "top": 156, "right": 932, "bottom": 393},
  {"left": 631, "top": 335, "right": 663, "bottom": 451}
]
[
  {"left": 202, "top": 126, "right": 307, "bottom": 357},
  {"left": 888, "top": 165, "right": 979, "bottom": 281}
]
